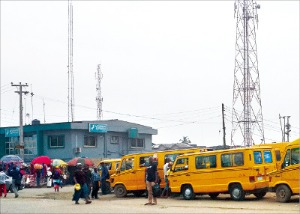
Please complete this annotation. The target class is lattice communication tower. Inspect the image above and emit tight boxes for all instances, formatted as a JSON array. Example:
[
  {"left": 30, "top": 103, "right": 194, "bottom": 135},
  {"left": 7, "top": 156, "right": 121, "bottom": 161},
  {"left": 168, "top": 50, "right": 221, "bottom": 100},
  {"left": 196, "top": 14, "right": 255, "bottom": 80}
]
[
  {"left": 231, "top": 0, "right": 265, "bottom": 147},
  {"left": 96, "top": 64, "right": 103, "bottom": 120}
]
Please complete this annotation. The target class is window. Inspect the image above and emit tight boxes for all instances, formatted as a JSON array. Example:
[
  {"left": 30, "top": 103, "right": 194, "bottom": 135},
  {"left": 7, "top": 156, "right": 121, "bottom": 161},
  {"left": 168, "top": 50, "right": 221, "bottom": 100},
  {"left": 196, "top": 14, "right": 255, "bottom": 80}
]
[
  {"left": 275, "top": 150, "right": 281, "bottom": 161},
  {"left": 111, "top": 136, "right": 120, "bottom": 144},
  {"left": 196, "top": 155, "right": 217, "bottom": 169},
  {"left": 254, "top": 151, "right": 263, "bottom": 164},
  {"left": 263, "top": 150, "right": 273, "bottom": 163},
  {"left": 139, "top": 156, "right": 152, "bottom": 167},
  {"left": 174, "top": 158, "right": 189, "bottom": 171},
  {"left": 164, "top": 154, "right": 182, "bottom": 164},
  {"left": 130, "top": 138, "right": 144, "bottom": 148},
  {"left": 48, "top": 135, "right": 64, "bottom": 148},
  {"left": 221, "top": 152, "right": 244, "bottom": 167},
  {"left": 84, "top": 135, "right": 96, "bottom": 147},
  {"left": 282, "top": 148, "right": 300, "bottom": 169},
  {"left": 120, "top": 158, "right": 134, "bottom": 171}
]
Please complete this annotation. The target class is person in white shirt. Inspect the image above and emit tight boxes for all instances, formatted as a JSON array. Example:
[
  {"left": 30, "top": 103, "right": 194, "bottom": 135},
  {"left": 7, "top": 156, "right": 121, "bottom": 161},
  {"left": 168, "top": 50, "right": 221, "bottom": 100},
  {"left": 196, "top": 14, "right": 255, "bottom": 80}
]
[
  {"left": 161, "top": 159, "right": 173, "bottom": 198},
  {"left": 0, "top": 166, "right": 9, "bottom": 198}
]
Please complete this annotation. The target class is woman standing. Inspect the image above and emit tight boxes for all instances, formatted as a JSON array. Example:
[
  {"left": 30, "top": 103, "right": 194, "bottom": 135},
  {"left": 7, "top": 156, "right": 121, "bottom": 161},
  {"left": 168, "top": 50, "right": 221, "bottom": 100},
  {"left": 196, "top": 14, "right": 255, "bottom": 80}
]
[{"left": 144, "top": 156, "right": 158, "bottom": 205}]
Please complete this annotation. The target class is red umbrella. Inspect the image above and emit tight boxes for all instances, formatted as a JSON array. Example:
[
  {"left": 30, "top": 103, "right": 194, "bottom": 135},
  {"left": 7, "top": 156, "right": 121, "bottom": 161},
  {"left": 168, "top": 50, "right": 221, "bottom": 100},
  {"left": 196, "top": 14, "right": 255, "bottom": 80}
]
[
  {"left": 31, "top": 156, "right": 51, "bottom": 165},
  {"left": 67, "top": 157, "right": 94, "bottom": 167}
]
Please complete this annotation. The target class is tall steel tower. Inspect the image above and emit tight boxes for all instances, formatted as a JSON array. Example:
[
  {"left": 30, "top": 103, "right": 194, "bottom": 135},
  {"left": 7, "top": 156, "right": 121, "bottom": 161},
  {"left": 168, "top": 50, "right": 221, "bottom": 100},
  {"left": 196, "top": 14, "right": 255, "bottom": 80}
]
[
  {"left": 96, "top": 64, "right": 103, "bottom": 120},
  {"left": 67, "top": 0, "right": 75, "bottom": 122},
  {"left": 231, "top": 0, "right": 265, "bottom": 147}
]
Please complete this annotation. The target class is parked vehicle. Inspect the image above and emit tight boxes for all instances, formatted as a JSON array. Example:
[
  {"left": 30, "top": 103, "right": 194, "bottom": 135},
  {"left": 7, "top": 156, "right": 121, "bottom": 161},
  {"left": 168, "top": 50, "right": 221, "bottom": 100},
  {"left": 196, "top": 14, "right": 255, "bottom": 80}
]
[
  {"left": 110, "top": 148, "right": 205, "bottom": 198},
  {"left": 268, "top": 138, "right": 299, "bottom": 202},
  {"left": 169, "top": 146, "right": 277, "bottom": 201}
]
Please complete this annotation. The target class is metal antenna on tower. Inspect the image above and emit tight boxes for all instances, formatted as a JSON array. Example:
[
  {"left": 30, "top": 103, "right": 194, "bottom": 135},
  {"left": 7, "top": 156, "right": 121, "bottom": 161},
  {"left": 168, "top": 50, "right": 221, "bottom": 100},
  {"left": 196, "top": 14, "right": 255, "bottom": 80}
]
[
  {"left": 96, "top": 64, "right": 103, "bottom": 120},
  {"left": 231, "top": 0, "right": 264, "bottom": 147},
  {"left": 67, "top": 0, "right": 75, "bottom": 122}
]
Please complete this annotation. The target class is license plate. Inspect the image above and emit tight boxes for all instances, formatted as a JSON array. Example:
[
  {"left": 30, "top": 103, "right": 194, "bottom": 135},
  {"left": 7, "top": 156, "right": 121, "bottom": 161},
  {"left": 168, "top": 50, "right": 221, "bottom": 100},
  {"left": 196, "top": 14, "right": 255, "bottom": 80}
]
[{"left": 257, "top": 176, "right": 263, "bottom": 181}]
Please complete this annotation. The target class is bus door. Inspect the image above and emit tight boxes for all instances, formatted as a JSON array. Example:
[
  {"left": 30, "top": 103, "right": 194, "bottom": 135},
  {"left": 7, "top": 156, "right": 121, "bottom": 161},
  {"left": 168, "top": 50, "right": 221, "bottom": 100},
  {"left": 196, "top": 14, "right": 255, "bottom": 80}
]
[{"left": 118, "top": 156, "right": 137, "bottom": 190}]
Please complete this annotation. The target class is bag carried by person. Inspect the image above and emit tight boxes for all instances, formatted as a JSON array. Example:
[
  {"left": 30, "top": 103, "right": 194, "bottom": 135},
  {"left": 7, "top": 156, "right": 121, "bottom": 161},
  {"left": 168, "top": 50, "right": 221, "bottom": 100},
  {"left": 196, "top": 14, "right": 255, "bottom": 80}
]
[{"left": 152, "top": 183, "right": 161, "bottom": 197}]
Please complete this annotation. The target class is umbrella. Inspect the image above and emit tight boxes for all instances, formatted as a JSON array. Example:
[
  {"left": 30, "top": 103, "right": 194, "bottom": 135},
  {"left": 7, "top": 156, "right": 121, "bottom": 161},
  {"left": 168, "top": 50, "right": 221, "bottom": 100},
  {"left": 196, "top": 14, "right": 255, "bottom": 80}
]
[
  {"left": 67, "top": 157, "right": 94, "bottom": 167},
  {"left": 0, "top": 155, "right": 23, "bottom": 163},
  {"left": 51, "top": 159, "right": 67, "bottom": 167},
  {"left": 31, "top": 156, "right": 51, "bottom": 165}
]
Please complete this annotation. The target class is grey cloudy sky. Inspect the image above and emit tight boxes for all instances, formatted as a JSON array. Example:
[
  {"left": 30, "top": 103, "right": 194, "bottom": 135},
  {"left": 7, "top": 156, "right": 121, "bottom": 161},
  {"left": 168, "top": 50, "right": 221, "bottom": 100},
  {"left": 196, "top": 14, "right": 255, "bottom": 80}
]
[{"left": 1, "top": 1, "right": 299, "bottom": 147}]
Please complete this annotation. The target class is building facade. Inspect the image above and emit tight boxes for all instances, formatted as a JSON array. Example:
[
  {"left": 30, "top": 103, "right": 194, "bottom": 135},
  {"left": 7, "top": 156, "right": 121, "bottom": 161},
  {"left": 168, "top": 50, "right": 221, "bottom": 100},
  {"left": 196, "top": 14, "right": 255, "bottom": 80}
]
[{"left": 0, "top": 120, "right": 157, "bottom": 162}]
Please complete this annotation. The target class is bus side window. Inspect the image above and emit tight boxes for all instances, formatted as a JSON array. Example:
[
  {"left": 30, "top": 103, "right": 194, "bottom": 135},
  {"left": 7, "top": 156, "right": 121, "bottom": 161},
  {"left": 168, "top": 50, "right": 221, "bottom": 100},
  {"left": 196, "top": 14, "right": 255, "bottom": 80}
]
[
  {"left": 263, "top": 150, "right": 273, "bottom": 163},
  {"left": 291, "top": 148, "right": 300, "bottom": 165},
  {"left": 254, "top": 151, "right": 262, "bottom": 164},
  {"left": 221, "top": 154, "right": 231, "bottom": 167},
  {"left": 234, "top": 153, "right": 244, "bottom": 166},
  {"left": 275, "top": 150, "right": 281, "bottom": 162}
]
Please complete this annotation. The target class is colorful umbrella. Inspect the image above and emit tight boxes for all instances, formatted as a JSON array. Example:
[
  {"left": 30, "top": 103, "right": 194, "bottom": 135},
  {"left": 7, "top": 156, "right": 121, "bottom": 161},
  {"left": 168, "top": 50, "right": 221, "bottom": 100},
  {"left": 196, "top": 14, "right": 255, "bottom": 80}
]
[
  {"left": 67, "top": 157, "right": 94, "bottom": 167},
  {"left": 31, "top": 156, "right": 51, "bottom": 165},
  {"left": 51, "top": 159, "right": 67, "bottom": 167},
  {"left": 0, "top": 155, "right": 23, "bottom": 163}
]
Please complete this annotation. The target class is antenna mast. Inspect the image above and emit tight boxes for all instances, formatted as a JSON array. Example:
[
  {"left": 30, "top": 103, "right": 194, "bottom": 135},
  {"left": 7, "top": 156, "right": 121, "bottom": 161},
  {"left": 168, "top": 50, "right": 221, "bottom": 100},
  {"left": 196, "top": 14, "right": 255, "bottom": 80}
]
[
  {"left": 68, "top": 0, "right": 75, "bottom": 122},
  {"left": 96, "top": 64, "right": 103, "bottom": 120},
  {"left": 231, "top": 0, "right": 264, "bottom": 147}
]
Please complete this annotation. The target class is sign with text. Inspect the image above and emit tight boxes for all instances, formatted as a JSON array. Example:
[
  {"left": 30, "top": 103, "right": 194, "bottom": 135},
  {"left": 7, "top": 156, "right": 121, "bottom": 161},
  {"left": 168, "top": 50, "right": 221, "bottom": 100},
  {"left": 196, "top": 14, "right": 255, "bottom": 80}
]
[
  {"left": 89, "top": 123, "right": 107, "bottom": 133},
  {"left": 5, "top": 128, "right": 20, "bottom": 137}
]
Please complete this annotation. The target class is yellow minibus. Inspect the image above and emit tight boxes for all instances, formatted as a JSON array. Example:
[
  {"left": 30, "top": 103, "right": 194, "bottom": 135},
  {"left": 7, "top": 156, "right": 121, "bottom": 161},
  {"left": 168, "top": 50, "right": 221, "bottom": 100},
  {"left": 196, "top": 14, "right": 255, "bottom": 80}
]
[
  {"left": 110, "top": 148, "right": 204, "bottom": 197},
  {"left": 169, "top": 146, "right": 277, "bottom": 201},
  {"left": 97, "top": 158, "right": 121, "bottom": 193},
  {"left": 268, "top": 138, "right": 299, "bottom": 202},
  {"left": 253, "top": 142, "right": 289, "bottom": 170}
]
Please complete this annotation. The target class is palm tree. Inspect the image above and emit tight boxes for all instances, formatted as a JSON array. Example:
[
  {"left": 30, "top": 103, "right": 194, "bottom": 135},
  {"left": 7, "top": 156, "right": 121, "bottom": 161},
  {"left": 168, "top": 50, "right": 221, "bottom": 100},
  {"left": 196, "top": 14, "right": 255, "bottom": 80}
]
[{"left": 179, "top": 136, "right": 191, "bottom": 144}]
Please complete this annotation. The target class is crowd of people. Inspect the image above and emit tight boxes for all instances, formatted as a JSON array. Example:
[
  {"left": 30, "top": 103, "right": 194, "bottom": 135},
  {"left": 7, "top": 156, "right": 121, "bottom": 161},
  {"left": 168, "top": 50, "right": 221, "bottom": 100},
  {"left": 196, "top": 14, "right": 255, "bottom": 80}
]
[{"left": 1, "top": 156, "right": 169, "bottom": 207}]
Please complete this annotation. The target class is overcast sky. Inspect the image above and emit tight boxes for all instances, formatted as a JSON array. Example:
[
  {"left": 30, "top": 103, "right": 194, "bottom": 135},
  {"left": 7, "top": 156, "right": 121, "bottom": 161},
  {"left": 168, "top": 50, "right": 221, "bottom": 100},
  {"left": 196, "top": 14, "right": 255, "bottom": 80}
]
[{"left": 1, "top": 1, "right": 299, "bottom": 147}]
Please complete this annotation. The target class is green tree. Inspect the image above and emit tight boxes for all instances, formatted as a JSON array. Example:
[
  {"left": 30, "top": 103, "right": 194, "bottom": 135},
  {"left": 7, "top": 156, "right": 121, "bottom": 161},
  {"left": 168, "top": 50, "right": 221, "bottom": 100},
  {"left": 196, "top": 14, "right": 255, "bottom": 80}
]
[{"left": 179, "top": 136, "right": 191, "bottom": 144}]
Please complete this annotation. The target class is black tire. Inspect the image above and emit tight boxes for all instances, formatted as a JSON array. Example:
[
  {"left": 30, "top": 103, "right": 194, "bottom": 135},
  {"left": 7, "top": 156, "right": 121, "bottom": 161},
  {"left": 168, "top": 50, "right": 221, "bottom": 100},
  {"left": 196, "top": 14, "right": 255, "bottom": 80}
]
[
  {"left": 209, "top": 193, "right": 219, "bottom": 199},
  {"left": 182, "top": 185, "right": 195, "bottom": 200},
  {"left": 276, "top": 185, "right": 292, "bottom": 203},
  {"left": 254, "top": 191, "right": 267, "bottom": 199},
  {"left": 229, "top": 184, "right": 245, "bottom": 201},
  {"left": 114, "top": 184, "right": 127, "bottom": 198},
  {"left": 133, "top": 190, "right": 145, "bottom": 197}
]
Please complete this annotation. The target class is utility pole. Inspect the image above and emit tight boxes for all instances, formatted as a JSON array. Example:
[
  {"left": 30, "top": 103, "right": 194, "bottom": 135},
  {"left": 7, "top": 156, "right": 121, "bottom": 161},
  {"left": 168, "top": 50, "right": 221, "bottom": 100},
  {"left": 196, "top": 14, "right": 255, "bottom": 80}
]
[
  {"left": 11, "top": 82, "right": 29, "bottom": 160},
  {"left": 279, "top": 115, "right": 291, "bottom": 142},
  {"left": 222, "top": 103, "right": 226, "bottom": 149}
]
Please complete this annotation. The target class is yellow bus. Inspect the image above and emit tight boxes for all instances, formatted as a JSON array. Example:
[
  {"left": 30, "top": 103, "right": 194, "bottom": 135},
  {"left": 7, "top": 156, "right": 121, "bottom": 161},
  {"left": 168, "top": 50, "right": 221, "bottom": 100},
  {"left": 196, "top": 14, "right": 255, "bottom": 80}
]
[
  {"left": 169, "top": 146, "right": 277, "bottom": 201},
  {"left": 268, "top": 138, "right": 300, "bottom": 202},
  {"left": 253, "top": 142, "right": 289, "bottom": 170},
  {"left": 110, "top": 148, "right": 205, "bottom": 197},
  {"left": 97, "top": 158, "right": 121, "bottom": 193}
]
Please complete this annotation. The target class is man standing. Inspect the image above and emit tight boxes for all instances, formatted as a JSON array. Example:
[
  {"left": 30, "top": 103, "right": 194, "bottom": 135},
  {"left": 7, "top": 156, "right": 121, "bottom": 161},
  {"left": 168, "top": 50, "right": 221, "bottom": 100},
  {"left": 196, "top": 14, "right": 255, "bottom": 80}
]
[
  {"left": 100, "top": 162, "right": 109, "bottom": 195},
  {"left": 72, "top": 163, "right": 91, "bottom": 205},
  {"left": 8, "top": 165, "right": 21, "bottom": 198},
  {"left": 91, "top": 167, "right": 100, "bottom": 199}
]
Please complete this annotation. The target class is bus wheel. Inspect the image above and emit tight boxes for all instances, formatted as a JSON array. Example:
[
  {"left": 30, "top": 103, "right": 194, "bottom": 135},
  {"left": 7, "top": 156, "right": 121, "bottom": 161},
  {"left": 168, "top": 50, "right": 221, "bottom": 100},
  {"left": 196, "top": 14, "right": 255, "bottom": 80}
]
[
  {"left": 229, "top": 184, "right": 245, "bottom": 201},
  {"left": 254, "top": 191, "right": 266, "bottom": 199},
  {"left": 209, "top": 193, "right": 219, "bottom": 199},
  {"left": 276, "top": 185, "right": 291, "bottom": 203},
  {"left": 182, "top": 185, "right": 195, "bottom": 200},
  {"left": 114, "top": 184, "right": 127, "bottom": 198}
]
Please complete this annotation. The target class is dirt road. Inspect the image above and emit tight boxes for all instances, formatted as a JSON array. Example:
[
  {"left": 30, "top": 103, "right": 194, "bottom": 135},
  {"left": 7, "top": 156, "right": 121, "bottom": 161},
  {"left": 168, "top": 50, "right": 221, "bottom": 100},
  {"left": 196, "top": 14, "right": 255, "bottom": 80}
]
[{"left": 0, "top": 186, "right": 298, "bottom": 213}]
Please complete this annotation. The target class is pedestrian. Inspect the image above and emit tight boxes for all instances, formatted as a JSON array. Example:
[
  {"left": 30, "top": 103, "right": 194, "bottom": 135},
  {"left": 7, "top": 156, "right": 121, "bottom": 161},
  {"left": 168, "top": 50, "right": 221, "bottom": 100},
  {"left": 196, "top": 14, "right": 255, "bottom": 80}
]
[
  {"left": 52, "top": 166, "right": 62, "bottom": 192},
  {"left": 35, "top": 168, "right": 41, "bottom": 188},
  {"left": 91, "top": 167, "right": 100, "bottom": 199},
  {"left": 72, "top": 163, "right": 92, "bottom": 205},
  {"left": 46, "top": 167, "right": 52, "bottom": 188},
  {"left": 161, "top": 161, "right": 173, "bottom": 198},
  {"left": 100, "top": 161, "right": 109, "bottom": 195},
  {"left": 0, "top": 166, "right": 9, "bottom": 198},
  {"left": 144, "top": 156, "right": 158, "bottom": 205},
  {"left": 7, "top": 165, "right": 21, "bottom": 198},
  {"left": 83, "top": 165, "right": 92, "bottom": 197}
]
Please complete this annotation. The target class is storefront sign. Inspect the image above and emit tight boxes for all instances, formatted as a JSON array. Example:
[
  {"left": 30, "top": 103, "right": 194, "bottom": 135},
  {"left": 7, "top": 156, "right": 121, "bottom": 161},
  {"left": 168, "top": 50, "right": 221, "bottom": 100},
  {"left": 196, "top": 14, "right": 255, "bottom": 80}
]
[
  {"left": 5, "top": 128, "right": 20, "bottom": 137},
  {"left": 89, "top": 123, "right": 107, "bottom": 133}
]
